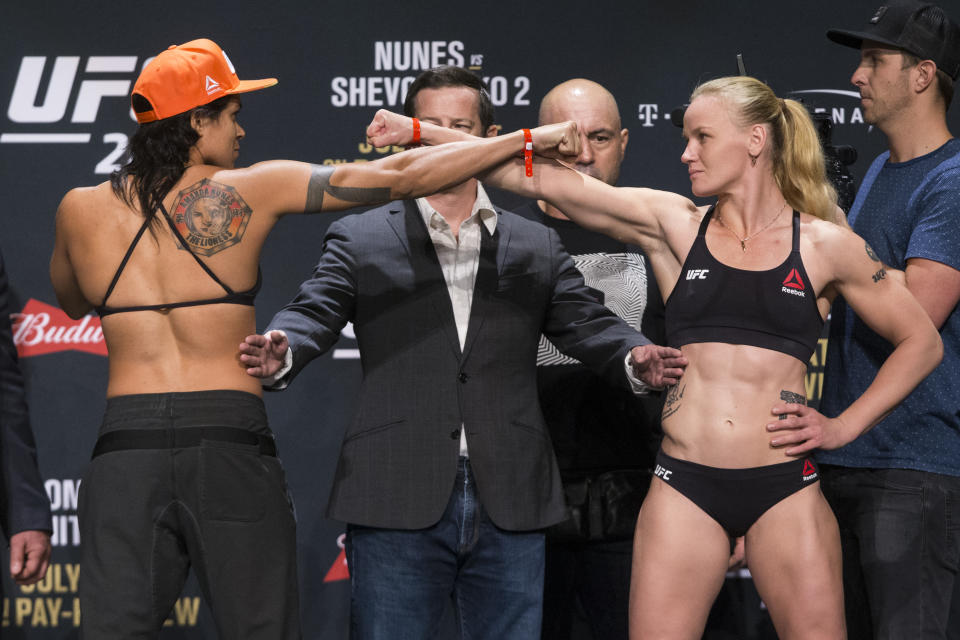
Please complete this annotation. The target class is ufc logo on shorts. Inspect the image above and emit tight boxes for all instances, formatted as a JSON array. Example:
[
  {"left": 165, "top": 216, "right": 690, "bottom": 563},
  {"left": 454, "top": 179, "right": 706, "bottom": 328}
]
[{"left": 686, "top": 269, "right": 709, "bottom": 280}]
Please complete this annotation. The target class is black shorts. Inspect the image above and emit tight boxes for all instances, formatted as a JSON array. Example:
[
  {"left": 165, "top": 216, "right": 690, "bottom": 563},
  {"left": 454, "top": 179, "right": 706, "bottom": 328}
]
[{"left": 654, "top": 449, "right": 820, "bottom": 537}]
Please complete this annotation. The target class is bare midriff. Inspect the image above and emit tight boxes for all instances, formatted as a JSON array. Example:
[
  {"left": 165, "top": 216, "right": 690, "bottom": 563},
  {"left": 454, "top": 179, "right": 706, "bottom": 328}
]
[
  {"left": 102, "top": 304, "right": 261, "bottom": 398},
  {"left": 661, "top": 341, "right": 809, "bottom": 468}
]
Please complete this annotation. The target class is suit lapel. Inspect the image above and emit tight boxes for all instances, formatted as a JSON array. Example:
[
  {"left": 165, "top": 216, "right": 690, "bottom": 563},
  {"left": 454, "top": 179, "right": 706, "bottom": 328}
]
[
  {"left": 388, "top": 200, "right": 462, "bottom": 358},
  {"left": 462, "top": 209, "right": 510, "bottom": 361}
]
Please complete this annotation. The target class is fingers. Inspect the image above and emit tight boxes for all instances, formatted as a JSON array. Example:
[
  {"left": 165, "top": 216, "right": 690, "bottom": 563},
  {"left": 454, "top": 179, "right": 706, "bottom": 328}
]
[
  {"left": 241, "top": 333, "right": 267, "bottom": 348},
  {"left": 17, "top": 547, "right": 49, "bottom": 585},
  {"left": 9, "top": 532, "right": 51, "bottom": 585},
  {"left": 8, "top": 537, "right": 24, "bottom": 577},
  {"left": 770, "top": 402, "right": 806, "bottom": 418},
  {"left": 659, "top": 369, "right": 685, "bottom": 386},
  {"left": 266, "top": 330, "right": 289, "bottom": 348}
]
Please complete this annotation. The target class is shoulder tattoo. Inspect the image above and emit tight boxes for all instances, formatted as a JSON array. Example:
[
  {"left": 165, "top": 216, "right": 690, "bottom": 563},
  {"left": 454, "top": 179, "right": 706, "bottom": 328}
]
[
  {"left": 865, "top": 241, "right": 880, "bottom": 262},
  {"left": 170, "top": 179, "right": 252, "bottom": 257},
  {"left": 304, "top": 164, "right": 391, "bottom": 213}
]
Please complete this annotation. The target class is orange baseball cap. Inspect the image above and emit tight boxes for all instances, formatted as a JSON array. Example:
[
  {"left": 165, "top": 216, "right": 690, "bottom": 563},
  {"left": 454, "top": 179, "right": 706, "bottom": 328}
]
[{"left": 132, "top": 38, "right": 277, "bottom": 124}]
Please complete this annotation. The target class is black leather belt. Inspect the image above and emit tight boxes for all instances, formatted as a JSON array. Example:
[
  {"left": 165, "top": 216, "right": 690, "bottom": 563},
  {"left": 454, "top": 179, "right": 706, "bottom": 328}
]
[{"left": 92, "top": 427, "right": 277, "bottom": 459}]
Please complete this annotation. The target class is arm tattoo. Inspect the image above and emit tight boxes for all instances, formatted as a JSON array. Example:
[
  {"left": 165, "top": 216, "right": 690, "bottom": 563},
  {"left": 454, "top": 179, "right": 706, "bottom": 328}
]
[
  {"left": 865, "top": 241, "right": 880, "bottom": 262},
  {"left": 872, "top": 267, "right": 887, "bottom": 283},
  {"left": 304, "top": 164, "right": 392, "bottom": 213},
  {"left": 779, "top": 389, "right": 806, "bottom": 420},
  {"left": 662, "top": 383, "right": 685, "bottom": 421},
  {"left": 170, "top": 179, "right": 252, "bottom": 257}
]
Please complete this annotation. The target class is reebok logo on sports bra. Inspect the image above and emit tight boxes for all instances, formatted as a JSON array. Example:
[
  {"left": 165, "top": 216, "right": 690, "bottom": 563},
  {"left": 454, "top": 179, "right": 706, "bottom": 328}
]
[{"left": 781, "top": 268, "right": 806, "bottom": 297}]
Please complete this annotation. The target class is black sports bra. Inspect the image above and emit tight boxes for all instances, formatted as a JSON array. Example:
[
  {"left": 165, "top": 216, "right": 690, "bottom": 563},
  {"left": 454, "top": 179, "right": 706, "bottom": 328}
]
[
  {"left": 95, "top": 203, "right": 261, "bottom": 317},
  {"left": 664, "top": 206, "right": 823, "bottom": 363}
]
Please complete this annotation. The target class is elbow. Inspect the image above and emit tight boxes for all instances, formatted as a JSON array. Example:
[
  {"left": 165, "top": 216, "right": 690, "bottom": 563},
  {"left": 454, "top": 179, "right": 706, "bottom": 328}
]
[{"left": 929, "top": 331, "right": 944, "bottom": 371}]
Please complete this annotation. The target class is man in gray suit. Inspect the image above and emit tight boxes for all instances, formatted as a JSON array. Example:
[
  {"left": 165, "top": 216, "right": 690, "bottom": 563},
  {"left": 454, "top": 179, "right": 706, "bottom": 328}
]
[{"left": 240, "top": 67, "right": 685, "bottom": 640}]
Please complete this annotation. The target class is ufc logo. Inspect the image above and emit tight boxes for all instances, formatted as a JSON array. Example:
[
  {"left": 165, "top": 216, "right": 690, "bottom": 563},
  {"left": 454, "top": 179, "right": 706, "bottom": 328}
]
[
  {"left": 654, "top": 464, "right": 672, "bottom": 481},
  {"left": 686, "top": 269, "right": 709, "bottom": 280},
  {"left": 7, "top": 55, "right": 149, "bottom": 123}
]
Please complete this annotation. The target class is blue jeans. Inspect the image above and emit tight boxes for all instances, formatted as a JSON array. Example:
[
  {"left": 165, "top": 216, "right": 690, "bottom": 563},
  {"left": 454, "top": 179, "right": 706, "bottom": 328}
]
[
  {"left": 345, "top": 457, "right": 545, "bottom": 640},
  {"left": 820, "top": 465, "right": 960, "bottom": 639}
]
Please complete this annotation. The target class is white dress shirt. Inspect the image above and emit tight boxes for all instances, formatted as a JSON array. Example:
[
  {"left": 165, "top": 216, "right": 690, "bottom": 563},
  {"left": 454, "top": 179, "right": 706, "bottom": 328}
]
[{"left": 416, "top": 183, "right": 497, "bottom": 456}]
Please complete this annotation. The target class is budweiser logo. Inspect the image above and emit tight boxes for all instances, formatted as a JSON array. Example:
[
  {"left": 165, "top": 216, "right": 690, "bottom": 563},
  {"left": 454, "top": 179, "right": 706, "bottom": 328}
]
[{"left": 11, "top": 299, "right": 106, "bottom": 357}]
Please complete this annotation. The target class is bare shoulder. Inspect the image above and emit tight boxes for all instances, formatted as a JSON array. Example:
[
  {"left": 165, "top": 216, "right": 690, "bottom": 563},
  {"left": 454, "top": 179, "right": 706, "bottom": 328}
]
[
  {"left": 631, "top": 188, "right": 698, "bottom": 215},
  {"left": 618, "top": 187, "right": 699, "bottom": 236},
  {"left": 56, "top": 182, "right": 113, "bottom": 226},
  {"left": 801, "top": 212, "right": 853, "bottom": 247},
  {"left": 801, "top": 211, "right": 876, "bottom": 280}
]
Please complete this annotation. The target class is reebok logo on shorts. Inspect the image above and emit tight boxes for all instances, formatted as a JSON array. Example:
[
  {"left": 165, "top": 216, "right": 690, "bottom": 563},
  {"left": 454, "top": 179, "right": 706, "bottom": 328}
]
[{"left": 801, "top": 459, "right": 818, "bottom": 482}]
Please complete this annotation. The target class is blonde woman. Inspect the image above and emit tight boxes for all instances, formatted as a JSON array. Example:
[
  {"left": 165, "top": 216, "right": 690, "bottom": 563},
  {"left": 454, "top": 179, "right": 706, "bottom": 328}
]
[{"left": 366, "top": 75, "right": 943, "bottom": 639}]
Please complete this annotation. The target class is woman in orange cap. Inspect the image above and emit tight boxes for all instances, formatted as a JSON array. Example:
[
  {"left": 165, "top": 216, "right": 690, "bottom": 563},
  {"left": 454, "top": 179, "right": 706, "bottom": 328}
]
[{"left": 49, "top": 38, "right": 578, "bottom": 639}]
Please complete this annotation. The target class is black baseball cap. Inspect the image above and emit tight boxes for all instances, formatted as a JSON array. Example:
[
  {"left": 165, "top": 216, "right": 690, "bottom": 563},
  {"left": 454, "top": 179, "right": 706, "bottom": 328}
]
[{"left": 827, "top": 1, "right": 960, "bottom": 80}]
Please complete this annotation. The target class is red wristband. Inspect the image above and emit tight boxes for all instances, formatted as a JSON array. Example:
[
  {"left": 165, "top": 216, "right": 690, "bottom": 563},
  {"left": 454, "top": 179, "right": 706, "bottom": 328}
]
[
  {"left": 523, "top": 128, "right": 533, "bottom": 178},
  {"left": 412, "top": 117, "right": 421, "bottom": 145}
]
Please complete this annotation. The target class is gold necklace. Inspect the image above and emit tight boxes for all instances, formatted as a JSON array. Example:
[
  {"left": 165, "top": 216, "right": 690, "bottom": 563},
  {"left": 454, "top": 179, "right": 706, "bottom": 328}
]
[{"left": 715, "top": 201, "right": 788, "bottom": 251}]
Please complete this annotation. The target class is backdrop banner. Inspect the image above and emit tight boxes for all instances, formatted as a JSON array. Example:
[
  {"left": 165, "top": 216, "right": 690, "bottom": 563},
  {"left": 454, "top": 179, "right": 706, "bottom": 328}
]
[{"left": 2, "top": 1, "right": 955, "bottom": 637}]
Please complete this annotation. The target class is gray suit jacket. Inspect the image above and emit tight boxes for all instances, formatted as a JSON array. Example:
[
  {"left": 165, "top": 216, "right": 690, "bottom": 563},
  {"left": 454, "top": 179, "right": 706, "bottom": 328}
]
[{"left": 268, "top": 200, "right": 648, "bottom": 531}]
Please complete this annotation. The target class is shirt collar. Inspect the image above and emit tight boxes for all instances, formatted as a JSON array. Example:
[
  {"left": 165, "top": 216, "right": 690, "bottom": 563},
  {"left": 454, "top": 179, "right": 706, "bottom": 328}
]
[{"left": 416, "top": 182, "right": 498, "bottom": 235}]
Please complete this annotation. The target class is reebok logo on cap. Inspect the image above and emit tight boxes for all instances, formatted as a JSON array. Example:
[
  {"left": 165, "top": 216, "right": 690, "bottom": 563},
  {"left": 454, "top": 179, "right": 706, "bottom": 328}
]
[{"left": 205, "top": 75, "right": 221, "bottom": 95}]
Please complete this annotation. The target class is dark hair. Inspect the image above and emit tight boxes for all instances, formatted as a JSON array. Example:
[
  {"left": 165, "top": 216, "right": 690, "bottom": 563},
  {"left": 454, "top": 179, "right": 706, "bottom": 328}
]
[
  {"left": 402, "top": 66, "right": 495, "bottom": 131},
  {"left": 110, "top": 95, "right": 236, "bottom": 227},
  {"left": 901, "top": 51, "right": 955, "bottom": 111}
]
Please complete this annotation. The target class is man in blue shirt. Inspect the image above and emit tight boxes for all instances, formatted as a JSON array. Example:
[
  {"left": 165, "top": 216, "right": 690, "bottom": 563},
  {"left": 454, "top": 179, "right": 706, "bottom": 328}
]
[{"left": 820, "top": 2, "right": 960, "bottom": 638}]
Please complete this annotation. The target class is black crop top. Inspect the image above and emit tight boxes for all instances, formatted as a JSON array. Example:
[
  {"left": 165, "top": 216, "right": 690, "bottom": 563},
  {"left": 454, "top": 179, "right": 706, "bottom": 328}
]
[
  {"left": 664, "top": 206, "right": 823, "bottom": 363},
  {"left": 95, "top": 203, "right": 261, "bottom": 317}
]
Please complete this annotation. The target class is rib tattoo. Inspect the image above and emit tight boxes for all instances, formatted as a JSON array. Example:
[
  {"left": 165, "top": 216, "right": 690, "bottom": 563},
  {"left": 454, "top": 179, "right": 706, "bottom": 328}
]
[
  {"left": 662, "top": 383, "right": 685, "bottom": 420},
  {"left": 779, "top": 389, "right": 807, "bottom": 420}
]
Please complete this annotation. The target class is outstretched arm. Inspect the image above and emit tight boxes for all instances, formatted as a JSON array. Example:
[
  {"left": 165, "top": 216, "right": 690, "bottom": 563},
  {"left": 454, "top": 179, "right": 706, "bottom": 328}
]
[
  {"left": 240, "top": 219, "right": 359, "bottom": 389},
  {"left": 366, "top": 108, "right": 695, "bottom": 254},
  {"left": 240, "top": 120, "right": 580, "bottom": 218},
  {"left": 767, "top": 228, "right": 943, "bottom": 455}
]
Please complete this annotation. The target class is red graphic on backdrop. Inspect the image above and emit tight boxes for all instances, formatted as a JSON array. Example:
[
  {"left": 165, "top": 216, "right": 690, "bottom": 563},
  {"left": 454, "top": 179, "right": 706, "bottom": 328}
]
[
  {"left": 11, "top": 299, "right": 107, "bottom": 357},
  {"left": 324, "top": 533, "right": 350, "bottom": 582}
]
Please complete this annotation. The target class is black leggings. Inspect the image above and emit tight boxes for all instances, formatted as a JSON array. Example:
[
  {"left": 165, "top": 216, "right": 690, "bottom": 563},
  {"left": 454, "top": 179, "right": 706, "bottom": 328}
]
[
  {"left": 79, "top": 390, "right": 300, "bottom": 639},
  {"left": 654, "top": 449, "right": 820, "bottom": 537}
]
